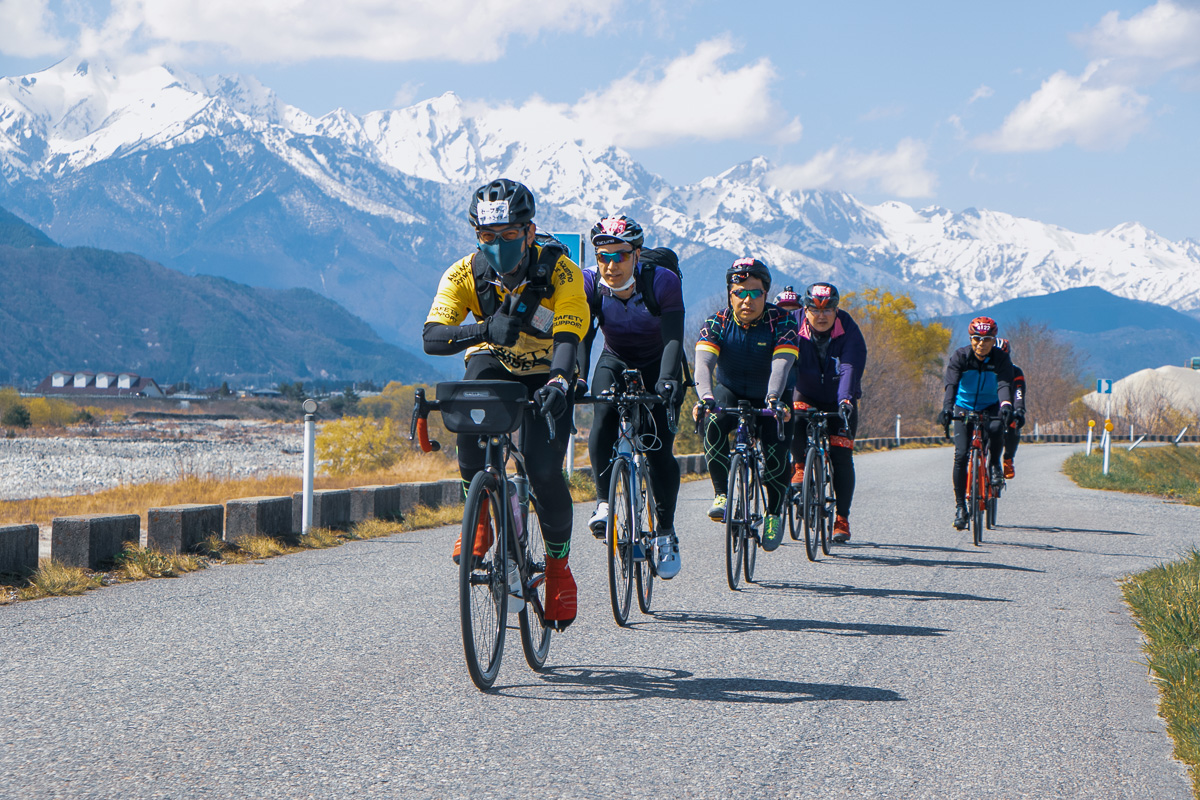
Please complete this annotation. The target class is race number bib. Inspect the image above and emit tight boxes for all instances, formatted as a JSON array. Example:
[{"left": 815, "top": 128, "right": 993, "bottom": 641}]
[
  {"left": 476, "top": 200, "right": 509, "bottom": 226},
  {"left": 530, "top": 305, "right": 554, "bottom": 333}
]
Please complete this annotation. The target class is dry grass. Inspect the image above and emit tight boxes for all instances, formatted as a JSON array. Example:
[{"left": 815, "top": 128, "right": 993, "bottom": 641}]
[
  {"left": 17, "top": 560, "right": 100, "bottom": 600},
  {"left": 113, "top": 543, "right": 205, "bottom": 580}
]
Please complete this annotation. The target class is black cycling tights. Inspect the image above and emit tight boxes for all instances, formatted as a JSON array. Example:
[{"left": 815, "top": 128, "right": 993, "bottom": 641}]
[
  {"left": 457, "top": 355, "right": 574, "bottom": 559},
  {"left": 790, "top": 401, "right": 858, "bottom": 518},
  {"left": 589, "top": 353, "right": 681, "bottom": 529},
  {"left": 952, "top": 414, "right": 1005, "bottom": 505},
  {"left": 704, "top": 384, "right": 789, "bottom": 516}
]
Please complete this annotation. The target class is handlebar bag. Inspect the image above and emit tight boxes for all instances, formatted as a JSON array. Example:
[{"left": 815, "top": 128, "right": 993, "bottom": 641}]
[{"left": 436, "top": 381, "right": 529, "bottom": 434}]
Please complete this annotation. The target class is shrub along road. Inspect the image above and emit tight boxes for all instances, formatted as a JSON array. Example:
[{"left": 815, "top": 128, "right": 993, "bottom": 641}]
[{"left": 0, "top": 444, "right": 1195, "bottom": 798}]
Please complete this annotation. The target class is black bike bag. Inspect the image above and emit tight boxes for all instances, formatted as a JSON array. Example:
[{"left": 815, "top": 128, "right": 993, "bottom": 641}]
[{"left": 436, "top": 381, "right": 528, "bottom": 434}]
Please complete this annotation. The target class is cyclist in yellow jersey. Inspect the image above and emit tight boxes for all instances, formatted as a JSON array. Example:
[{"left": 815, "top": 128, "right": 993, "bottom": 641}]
[{"left": 423, "top": 178, "right": 589, "bottom": 630}]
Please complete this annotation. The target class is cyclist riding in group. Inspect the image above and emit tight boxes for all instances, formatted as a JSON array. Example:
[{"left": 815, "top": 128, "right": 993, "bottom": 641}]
[
  {"left": 578, "top": 214, "right": 686, "bottom": 579},
  {"left": 937, "top": 317, "right": 1015, "bottom": 531},
  {"left": 995, "top": 337, "right": 1027, "bottom": 479},
  {"left": 779, "top": 282, "right": 867, "bottom": 543},
  {"left": 422, "top": 178, "right": 588, "bottom": 630},
  {"left": 694, "top": 258, "right": 798, "bottom": 552}
]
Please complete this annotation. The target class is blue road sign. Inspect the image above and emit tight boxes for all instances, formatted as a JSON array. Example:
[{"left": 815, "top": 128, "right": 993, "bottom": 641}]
[
  {"left": 550, "top": 232, "right": 584, "bottom": 267},
  {"left": 1096, "top": 379, "right": 1113, "bottom": 394}
]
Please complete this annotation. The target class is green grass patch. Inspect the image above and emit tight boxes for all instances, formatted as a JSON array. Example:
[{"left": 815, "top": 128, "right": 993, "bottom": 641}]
[
  {"left": 1063, "top": 445, "right": 1200, "bottom": 505},
  {"left": 1122, "top": 550, "right": 1200, "bottom": 797}
]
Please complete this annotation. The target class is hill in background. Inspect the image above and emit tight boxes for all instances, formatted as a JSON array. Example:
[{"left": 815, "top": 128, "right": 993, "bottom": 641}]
[
  {"left": 0, "top": 206, "right": 437, "bottom": 387},
  {"left": 937, "top": 286, "right": 1200, "bottom": 381}
]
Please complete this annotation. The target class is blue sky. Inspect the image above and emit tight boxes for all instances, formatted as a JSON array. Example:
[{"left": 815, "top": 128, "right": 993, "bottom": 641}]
[{"left": 1, "top": 0, "right": 1197, "bottom": 240}]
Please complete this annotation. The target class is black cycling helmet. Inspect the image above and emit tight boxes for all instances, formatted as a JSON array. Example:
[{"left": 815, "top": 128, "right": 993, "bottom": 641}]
[
  {"left": 726, "top": 257, "right": 771, "bottom": 293},
  {"left": 590, "top": 215, "right": 644, "bottom": 249},
  {"left": 804, "top": 282, "right": 840, "bottom": 310},
  {"left": 468, "top": 178, "right": 536, "bottom": 228}
]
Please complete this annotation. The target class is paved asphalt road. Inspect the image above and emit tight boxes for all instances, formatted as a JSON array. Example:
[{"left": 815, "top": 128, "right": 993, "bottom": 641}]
[{"left": 1, "top": 443, "right": 1197, "bottom": 799}]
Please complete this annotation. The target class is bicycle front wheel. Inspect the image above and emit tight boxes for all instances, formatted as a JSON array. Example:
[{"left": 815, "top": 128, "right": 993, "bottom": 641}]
[
  {"left": 802, "top": 448, "right": 820, "bottom": 562},
  {"left": 607, "top": 457, "right": 635, "bottom": 626},
  {"left": 518, "top": 499, "right": 551, "bottom": 671},
  {"left": 787, "top": 482, "right": 802, "bottom": 541},
  {"left": 969, "top": 449, "right": 984, "bottom": 546},
  {"left": 635, "top": 468, "right": 655, "bottom": 615},
  {"left": 460, "top": 472, "right": 507, "bottom": 691},
  {"left": 726, "top": 454, "right": 747, "bottom": 590},
  {"left": 743, "top": 465, "right": 761, "bottom": 583},
  {"left": 820, "top": 450, "right": 835, "bottom": 555}
]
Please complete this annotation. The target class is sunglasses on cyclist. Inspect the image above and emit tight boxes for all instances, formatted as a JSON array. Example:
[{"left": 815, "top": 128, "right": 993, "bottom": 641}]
[
  {"left": 970, "top": 335, "right": 996, "bottom": 343},
  {"left": 731, "top": 287, "right": 765, "bottom": 300},
  {"left": 476, "top": 225, "right": 528, "bottom": 244},
  {"left": 597, "top": 250, "right": 634, "bottom": 265}
]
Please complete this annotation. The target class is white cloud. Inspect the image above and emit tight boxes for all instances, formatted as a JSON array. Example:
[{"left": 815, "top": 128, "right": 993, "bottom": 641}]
[
  {"left": 768, "top": 138, "right": 937, "bottom": 198},
  {"left": 968, "top": 85, "right": 993, "bottom": 104},
  {"left": 469, "top": 38, "right": 802, "bottom": 149},
  {"left": 976, "top": 63, "right": 1149, "bottom": 152},
  {"left": 91, "top": 0, "right": 609, "bottom": 63},
  {"left": 391, "top": 81, "right": 423, "bottom": 108},
  {"left": 1080, "top": 0, "right": 1200, "bottom": 78},
  {"left": 0, "top": 0, "right": 65, "bottom": 57}
]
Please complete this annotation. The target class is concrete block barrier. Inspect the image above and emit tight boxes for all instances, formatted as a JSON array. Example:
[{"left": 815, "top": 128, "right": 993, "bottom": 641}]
[
  {"left": 225, "top": 496, "right": 292, "bottom": 542},
  {"left": 416, "top": 482, "right": 443, "bottom": 509},
  {"left": 292, "top": 489, "right": 351, "bottom": 533},
  {"left": 51, "top": 514, "right": 140, "bottom": 569},
  {"left": 147, "top": 504, "right": 223, "bottom": 554},
  {"left": 438, "top": 480, "right": 462, "bottom": 507},
  {"left": 0, "top": 524, "right": 39, "bottom": 575},
  {"left": 349, "top": 485, "right": 407, "bottom": 522}
]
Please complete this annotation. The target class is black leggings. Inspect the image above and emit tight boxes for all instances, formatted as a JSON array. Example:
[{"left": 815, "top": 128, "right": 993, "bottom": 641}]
[
  {"left": 458, "top": 355, "right": 574, "bottom": 559},
  {"left": 1003, "top": 425, "right": 1020, "bottom": 460},
  {"left": 589, "top": 353, "right": 681, "bottom": 529},
  {"left": 704, "top": 384, "right": 789, "bottom": 515},
  {"left": 952, "top": 411, "right": 1005, "bottom": 505},
  {"left": 790, "top": 400, "right": 857, "bottom": 518}
]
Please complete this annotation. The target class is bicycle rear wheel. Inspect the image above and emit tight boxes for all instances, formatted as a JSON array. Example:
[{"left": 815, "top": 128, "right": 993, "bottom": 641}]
[
  {"left": 635, "top": 468, "right": 655, "bottom": 614},
  {"left": 726, "top": 454, "right": 747, "bottom": 590},
  {"left": 802, "top": 449, "right": 820, "bottom": 562},
  {"left": 787, "top": 483, "right": 802, "bottom": 541},
  {"left": 518, "top": 500, "right": 551, "bottom": 671},
  {"left": 743, "top": 466, "right": 761, "bottom": 583},
  {"left": 460, "top": 473, "right": 507, "bottom": 691},
  {"left": 607, "top": 457, "right": 635, "bottom": 626}
]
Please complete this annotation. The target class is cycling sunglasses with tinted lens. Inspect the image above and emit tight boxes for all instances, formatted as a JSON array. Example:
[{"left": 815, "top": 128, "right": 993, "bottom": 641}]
[
  {"left": 732, "top": 288, "right": 765, "bottom": 300},
  {"left": 970, "top": 335, "right": 996, "bottom": 343},
  {"left": 597, "top": 250, "right": 634, "bottom": 265},
  {"left": 477, "top": 226, "right": 527, "bottom": 244}
]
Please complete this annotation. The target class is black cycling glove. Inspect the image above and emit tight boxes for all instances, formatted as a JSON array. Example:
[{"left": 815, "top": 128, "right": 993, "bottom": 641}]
[{"left": 486, "top": 314, "right": 522, "bottom": 348}]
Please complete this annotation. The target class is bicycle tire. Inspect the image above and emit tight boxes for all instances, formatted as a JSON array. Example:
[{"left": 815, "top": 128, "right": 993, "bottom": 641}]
[
  {"left": 518, "top": 500, "right": 551, "bottom": 671},
  {"left": 635, "top": 467, "right": 654, "bottom": 614},
  {"left": 820, "top": 450, "right": 835, "bottom": 555},
  {"left": 726, "top": 453, "right": 747, "bottom": 590},
  {"left": 970, "top": 449, "right": 984, "bottom": 546},
  {"left": 802, "top": 448, "right": 820, "bottom": 562},
  {"left": 607, "top": 457, "right": 635, "bottom": 626},
  {"left": 743, "top": 465, "right": 760, "bottom": 583},
  {"left": 787, "top": 483, "right": 802, "bottom": 541},
  {"left": 460, "top": 472, "right": 507, "bottom": 691},
  {"left": 986, "top": 495, "right": 997, "bottom": 529}
]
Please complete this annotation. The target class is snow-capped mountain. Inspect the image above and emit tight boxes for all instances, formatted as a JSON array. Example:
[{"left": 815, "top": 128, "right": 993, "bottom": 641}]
[{"left": 2, "top": 57, "right": 1199, "bottom": 358}]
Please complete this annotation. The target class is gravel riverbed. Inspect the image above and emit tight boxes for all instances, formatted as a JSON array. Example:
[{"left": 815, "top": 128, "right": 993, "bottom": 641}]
[{"left": 0, "top": 419, "right": 305, "bottom": 501}]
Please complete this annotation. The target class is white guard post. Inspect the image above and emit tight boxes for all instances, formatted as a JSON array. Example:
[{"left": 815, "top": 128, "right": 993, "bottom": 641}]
[
  {"left": 1086, "top": 420, "right": 1095, "bottom": 456},
  {"left": 302, "top": 398, "right": 318, "bottom": 533},
  {"left": 895, "top": 414, "right": 901, "bottom": 446},
  {"left": 1102, "top": 419, "right": 1113, "bottom": 475}
]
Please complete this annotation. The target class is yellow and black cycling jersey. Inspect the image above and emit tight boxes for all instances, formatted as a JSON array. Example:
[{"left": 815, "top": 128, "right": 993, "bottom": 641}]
[{"left": 425, "top": 244, "right": 590, "bottom": 375}]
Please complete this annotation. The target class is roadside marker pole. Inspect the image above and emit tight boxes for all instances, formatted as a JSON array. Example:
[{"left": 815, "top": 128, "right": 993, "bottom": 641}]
[
  {"left": 1086, "top": 420, "right": 1095, "bottom": 456},
  {"left": 895, "top": 414, "right": 901, "bottom": 446},
  {"left": 302, "top": 399, "right": 318, "bottom": 534},
  {"left": 1102, "top": 419, "right": 1113, "bottom": 475}
]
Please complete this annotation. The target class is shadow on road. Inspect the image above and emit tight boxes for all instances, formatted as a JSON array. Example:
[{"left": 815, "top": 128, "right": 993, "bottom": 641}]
[
  {"left": 755, "top": 580, "right": 1008, "bottom": 604},
  {"left": 828, "top": 543, "right": 1044, "bottom": 573},
  {"left": 624, "top": 610, "right": 947, "bottom": 638},
  {"left": 1005, "top": 524, "right": 1145, "bottom": 537},
  {"left": 497, "top": 665, "right": 904, "bottom": 704}
]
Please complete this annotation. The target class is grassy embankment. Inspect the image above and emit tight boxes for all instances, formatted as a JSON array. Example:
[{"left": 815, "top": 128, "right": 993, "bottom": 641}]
[{"left": 1064, "top": 445, "right": 1200, "bottom": 797}]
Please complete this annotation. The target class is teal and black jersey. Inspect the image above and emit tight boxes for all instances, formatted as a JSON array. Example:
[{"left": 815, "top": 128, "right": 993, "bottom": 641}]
[{"left": 942, "top": 346, "right": 1014, "bottom": 412}]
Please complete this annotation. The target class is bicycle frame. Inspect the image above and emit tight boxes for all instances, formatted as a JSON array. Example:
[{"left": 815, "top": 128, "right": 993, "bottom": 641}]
[{"left": 954, "top": 409, "right": 1002, "bottom": 545}]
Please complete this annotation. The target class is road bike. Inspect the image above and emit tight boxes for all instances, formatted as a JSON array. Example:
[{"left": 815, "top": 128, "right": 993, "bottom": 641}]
[
  {"left": 788, "top": 408, "right": 841, "bottom": 561},
  {"left": 584, "top": 371, "right": 677, "bottom": 626},
  {"left": 698, "top": 402, "right": 777, "bottom": 590},
  {"left": 952, "top": 409, "right": 1005, "bottom": 546},
  {"left": 411, "top": 381, "right": 554, "bottom": 691}
]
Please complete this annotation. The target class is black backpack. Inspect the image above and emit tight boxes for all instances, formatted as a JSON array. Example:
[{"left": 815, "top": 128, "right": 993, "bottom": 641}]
[{"left": 471, "top": 233, "right": 569, "bottom": 336}]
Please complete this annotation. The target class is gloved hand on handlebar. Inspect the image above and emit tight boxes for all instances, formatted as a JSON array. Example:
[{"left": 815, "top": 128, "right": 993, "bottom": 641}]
[
  {"left": 655, "top": 378, "right": 681, "bottom": 406},
  {"left": 693, "top": 395, "right": 717, "bottom": 422},
  {"left": 936, "top": 408, "right": 951, "bottom": 428},
  {"left": 534, "top": 379, "right": 568, "bottom": 419},
  {"left": 999, "top": 403, "right": 1014, "bottom": 427},
  {"left": 574, "top": 377, "right": 588, "bottom": 398},
  {"left": 838, "top": 399, "right": 853, "bottom": 430},
  {"left": 767, "top": 396, "right": 791, "bottom": 423},
  {"left": 485, "top": 313, "right": 522, "bottom": 348},
  {"left": 1014, "top": 408, "right": 1026, "bottom": 429}
]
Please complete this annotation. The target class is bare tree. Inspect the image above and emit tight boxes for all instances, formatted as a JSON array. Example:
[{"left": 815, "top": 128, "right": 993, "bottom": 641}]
[{"left": 1005, "top": 319, "right": 1088, "bottom": 432}]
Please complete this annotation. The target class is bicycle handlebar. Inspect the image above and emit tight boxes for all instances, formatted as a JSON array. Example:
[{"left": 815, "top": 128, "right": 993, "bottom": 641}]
[
  {"left": 579, "top": 391, "right": 679, "bottom": 434},
  {"left": 409, "top": 387, "right": 556, "bottom": 451}
]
